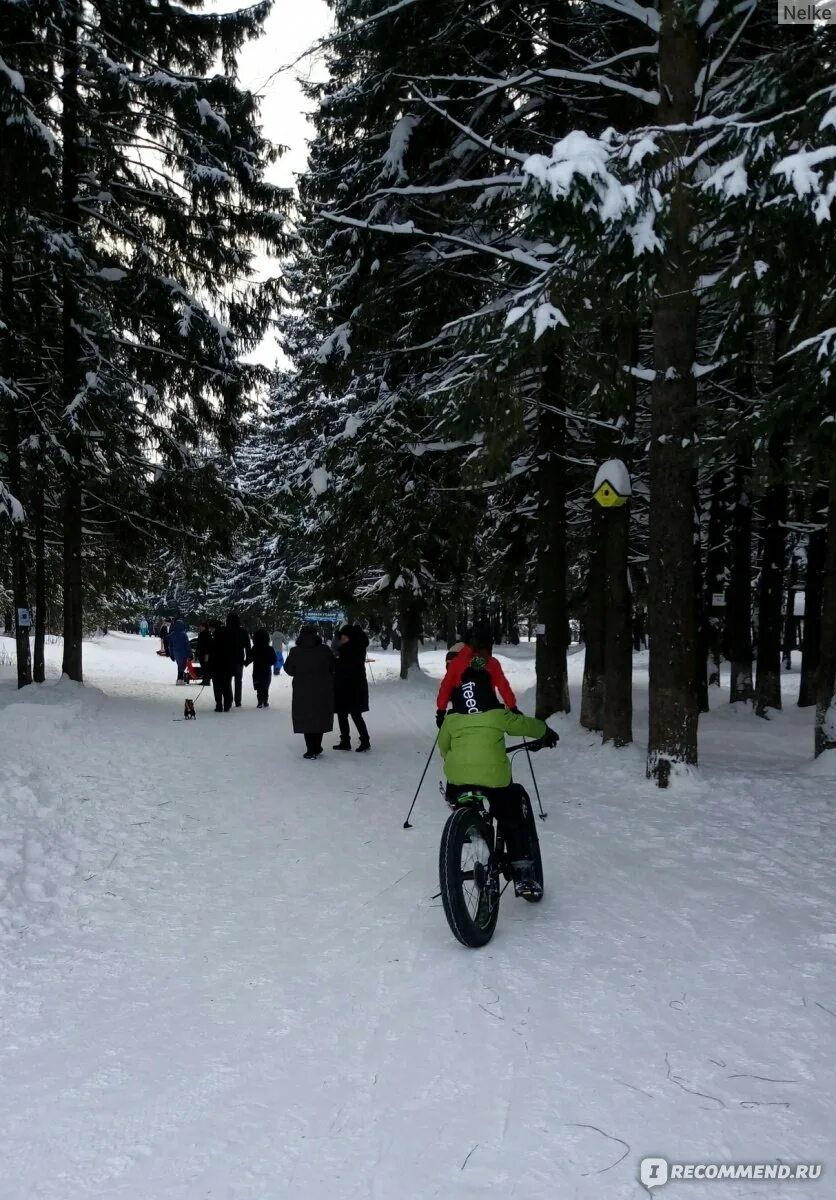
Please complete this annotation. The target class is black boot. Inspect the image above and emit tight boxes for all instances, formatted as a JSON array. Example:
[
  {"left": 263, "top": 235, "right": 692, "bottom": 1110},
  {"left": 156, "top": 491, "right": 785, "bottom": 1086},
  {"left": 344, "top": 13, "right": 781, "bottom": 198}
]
[
  {"left": 333, "top": 739, "right": 351, "bottom": 750},
  {"left": 356, "top": 740, "right": 371, "bottom": 753}
]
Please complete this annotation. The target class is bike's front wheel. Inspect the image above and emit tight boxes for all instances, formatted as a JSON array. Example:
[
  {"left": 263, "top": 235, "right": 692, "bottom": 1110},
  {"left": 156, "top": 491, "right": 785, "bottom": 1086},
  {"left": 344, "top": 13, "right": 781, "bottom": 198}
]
[{"left": 439, "top": 806, "right": 499, "bottom": 947}]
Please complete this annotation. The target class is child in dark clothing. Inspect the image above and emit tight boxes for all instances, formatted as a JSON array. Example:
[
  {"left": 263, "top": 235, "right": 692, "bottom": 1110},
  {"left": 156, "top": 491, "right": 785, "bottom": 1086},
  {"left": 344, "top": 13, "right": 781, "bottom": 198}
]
[{"left": 247, "top": 628, "right": 278, "bottom": 708}]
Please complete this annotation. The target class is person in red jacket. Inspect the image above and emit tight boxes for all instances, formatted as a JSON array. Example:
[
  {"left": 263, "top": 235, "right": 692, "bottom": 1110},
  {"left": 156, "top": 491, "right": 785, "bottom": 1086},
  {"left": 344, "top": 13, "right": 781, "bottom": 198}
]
[{"left": 436, "top": 631, "right": 517, "bottom": 726}]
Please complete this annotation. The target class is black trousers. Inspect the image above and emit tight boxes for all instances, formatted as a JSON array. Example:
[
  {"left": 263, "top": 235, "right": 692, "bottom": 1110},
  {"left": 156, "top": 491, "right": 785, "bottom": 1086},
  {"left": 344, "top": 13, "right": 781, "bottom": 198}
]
[
  {"left": 233, "top": 666, "right": 244, "bottom": 706},
  {"left": 337, "top": 711, "right": 369, "bottom": 744},
  {"left": 446, "top": 783, "right": 532, "bottom": 862},
  {"left": 304, "top": 733, "right": 323, "bottom": 754},
  {"left": 254, "top": 675, "right": 271, "bottom": 706},
  {"left": 213, "top": 674, "right": 233, "bottom": 711}
]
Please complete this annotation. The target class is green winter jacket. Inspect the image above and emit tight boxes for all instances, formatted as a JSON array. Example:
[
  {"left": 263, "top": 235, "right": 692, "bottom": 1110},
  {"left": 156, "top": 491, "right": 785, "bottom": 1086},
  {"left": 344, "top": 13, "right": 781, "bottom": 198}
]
[{"left": 438, "top": 708, "right": 547, "bottom": 789}]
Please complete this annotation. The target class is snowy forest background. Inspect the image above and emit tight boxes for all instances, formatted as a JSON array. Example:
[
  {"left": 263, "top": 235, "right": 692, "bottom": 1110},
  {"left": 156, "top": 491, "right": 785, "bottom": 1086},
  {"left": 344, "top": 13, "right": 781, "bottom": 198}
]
[{"left": 2, "top": 0, "right": 836, "bottom": 783}]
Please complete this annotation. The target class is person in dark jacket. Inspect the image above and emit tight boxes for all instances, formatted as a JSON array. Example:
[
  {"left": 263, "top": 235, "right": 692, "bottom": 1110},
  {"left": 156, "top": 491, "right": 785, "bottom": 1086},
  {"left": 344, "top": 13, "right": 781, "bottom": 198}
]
[
  {"left": 283, "top": 625, "right": 336, "bottom": 758},
  {"left": 207, "top": 619, "right": 233, "bottom": 712},
  {"left": 333, "top": 624, "right": 371, "bottom": 752},
  {"left": 195, "top": 620, "right": 213, "bottom": 686},
  {"left": 168, "top": 618, "right": 191, "bottom": 684},
  {"left": 247, "top": 628, "right": 277, "bottom": 708},
  {"left": 226, "top": 611, "right": 252, "bottom": 708}
]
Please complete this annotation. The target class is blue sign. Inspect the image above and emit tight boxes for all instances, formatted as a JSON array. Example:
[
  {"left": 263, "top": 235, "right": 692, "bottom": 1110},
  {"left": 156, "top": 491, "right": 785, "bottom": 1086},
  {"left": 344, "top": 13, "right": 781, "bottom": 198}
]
[{"left": 303, "top": 610, "right": 346, "bottom": 623}]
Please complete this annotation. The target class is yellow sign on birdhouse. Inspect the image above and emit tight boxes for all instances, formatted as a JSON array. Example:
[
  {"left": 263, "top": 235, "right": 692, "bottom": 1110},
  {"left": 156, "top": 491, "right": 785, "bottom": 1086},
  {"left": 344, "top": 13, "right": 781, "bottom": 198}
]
[
  {"left": 592, "top": 459, "right": 631, "bottom": 508},
  {"left": 593, "top": 480, "right": 627, "bottom": 508}
]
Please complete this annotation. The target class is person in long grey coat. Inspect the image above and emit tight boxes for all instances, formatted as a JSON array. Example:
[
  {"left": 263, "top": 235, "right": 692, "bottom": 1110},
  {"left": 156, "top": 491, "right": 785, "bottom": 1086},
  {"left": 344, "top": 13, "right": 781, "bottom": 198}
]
[{"left": 283, "top": 626, "right": 336, "bottom": 758}]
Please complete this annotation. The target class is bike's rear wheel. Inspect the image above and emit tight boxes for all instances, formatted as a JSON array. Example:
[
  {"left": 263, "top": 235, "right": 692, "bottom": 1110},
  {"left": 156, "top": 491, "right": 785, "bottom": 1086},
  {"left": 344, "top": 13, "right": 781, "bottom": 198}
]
[
  {"left": 439, "top": 806, "right": 499, "bottom": 947},
  {"left": 521, "top": 792, "right": 544, "bottom": 903}
]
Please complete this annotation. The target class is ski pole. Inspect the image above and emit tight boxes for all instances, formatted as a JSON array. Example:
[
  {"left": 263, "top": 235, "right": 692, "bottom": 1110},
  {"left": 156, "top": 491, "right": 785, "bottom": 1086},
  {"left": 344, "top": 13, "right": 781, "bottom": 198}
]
[
  {"left": 403, "top": 732, "right": 439, "bottom": 829},
  {"left": 523, "top": 737, "right": 548, "bottom": 820}
]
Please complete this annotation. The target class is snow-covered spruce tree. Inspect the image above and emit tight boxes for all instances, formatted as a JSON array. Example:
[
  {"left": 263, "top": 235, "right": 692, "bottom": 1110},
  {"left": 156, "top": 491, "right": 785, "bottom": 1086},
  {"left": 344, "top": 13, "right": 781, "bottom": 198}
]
[
  {"left": 7, "top": 0, "right": 288, "bottom": 680},
  {"left": 283, "top": 0, "right": 547, "bottom": 674}
]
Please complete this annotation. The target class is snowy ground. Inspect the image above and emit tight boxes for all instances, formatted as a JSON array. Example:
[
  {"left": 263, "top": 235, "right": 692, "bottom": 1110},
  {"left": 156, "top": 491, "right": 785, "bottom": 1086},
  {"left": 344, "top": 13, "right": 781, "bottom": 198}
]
[{"left": 1, "top": 634, "right": 834, "bottom": 1199}]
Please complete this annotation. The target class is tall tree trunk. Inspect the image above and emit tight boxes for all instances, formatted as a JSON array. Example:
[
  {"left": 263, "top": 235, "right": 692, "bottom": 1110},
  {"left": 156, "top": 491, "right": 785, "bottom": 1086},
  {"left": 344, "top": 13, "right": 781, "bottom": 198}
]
[
  {"left": 754, "top": 432, "right": 787, "bottom": 716},
  {"left": 535, "top": 345, "right": 570, "bottom": 719},
  {"left": 398, "top": 593, "right": 421, "bottom": 679},
  {"left": 61, "top": 0, "right": 84, "bottom": 681},
  {"left": 782, "top": 544, "right": 799, "bottom": 671},
  {"left": 814, "top": 467, "right": 836, "bottom": 757},
  {"left": 646, "top": 1, "right": 701, "bottom": 785},
  {"left": 703, "top": 467, "right": 728, "bottom": 689},
  {"left": 726, "top": 449, "right": 754, "bottom": 702},
  {"left": 799, "top": 487, "right": 828, "bottom": 707},
  {"left": 694, "top": 496, "right": 709, "bottom": 714},
  {"left": 580, "top": 505, "right": 606, "bottom": 731},
  {"left": 602, "top": 501, "right": 632, "bottom": 746},
  {"left": 33, "top": 480, "right": 46, "bottom": 683},
  {"left": 1, "top": 254, "right": 33, "bottom": 688}
]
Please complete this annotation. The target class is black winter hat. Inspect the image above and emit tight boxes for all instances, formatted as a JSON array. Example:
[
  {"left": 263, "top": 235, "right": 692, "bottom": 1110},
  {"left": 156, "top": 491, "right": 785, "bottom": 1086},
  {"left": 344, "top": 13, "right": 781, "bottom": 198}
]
[{"left": 451, "top": 668, "right": 501, "bottom": 715}]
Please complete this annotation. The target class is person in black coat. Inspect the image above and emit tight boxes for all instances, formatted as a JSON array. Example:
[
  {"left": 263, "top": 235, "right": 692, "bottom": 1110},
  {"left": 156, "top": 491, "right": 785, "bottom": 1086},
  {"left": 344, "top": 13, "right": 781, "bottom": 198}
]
[
  {"left": 247, "top": 628, "right": 277, "bottom": 709},
  {"left": 283, "top": 625, "right": 336, "bottom": 758},
  {"left": 226, "top": 611, "right": 252, "bottom": 708},
  {"left": 207, "top": 619, "right": 233, "bottom": 711},
  {"left": 333, "top": 624, "right": 371, "bottom": 752}
]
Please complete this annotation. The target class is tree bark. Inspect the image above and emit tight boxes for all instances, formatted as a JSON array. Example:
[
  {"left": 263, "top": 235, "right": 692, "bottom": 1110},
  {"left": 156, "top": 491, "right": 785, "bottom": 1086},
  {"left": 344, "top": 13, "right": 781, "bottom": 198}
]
[
  {"left": 754, "top": 432, "right": 787, "bottom": 716},
  {"left": 814, "top": 468, "right": 836, "bottom": 757},
  {"left": 602, "top": 501, "right": 632, "bottom": 746},
  {"left": 703, "top": 467, "right": 728, "bottom": 689},
  {"left": 799, "top": 488, "right": 827, "bottom": 707},
  {"left": 1, "top": 253, "right": 33, "bottom": 688},
  {"left": 580, "top": 504, "right": 606, "bottom": 731},
  {"left": 60, "top": 0, "right": 84, "bottom": 681},
  {"left": 726, "top": 450, "right": 754, "bottom": 702},
  {"left": 33, "top": 480, "right": 46, "bottom": 683},
  {"left": 646, "top": 0, "right": 701, "bottom": 784},
  {"left": 398, "top": 594, "right": 422, "bottom": 679},
  {"left": 535, "top": 345, "right": 570, "bottom": 719}
]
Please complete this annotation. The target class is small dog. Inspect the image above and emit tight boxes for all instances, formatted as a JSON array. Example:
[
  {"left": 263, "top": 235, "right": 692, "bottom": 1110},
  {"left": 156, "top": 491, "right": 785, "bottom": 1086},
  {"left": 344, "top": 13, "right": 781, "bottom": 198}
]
[{"left": 184, "top": 699, "right": 196, "bottom": 721}]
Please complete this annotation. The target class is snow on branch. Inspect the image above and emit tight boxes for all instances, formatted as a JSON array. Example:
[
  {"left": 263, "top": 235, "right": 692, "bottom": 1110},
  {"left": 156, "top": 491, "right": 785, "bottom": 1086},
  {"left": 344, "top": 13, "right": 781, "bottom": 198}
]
[{"left": 591, "top": 0, "right": 660, "bottom": 31}]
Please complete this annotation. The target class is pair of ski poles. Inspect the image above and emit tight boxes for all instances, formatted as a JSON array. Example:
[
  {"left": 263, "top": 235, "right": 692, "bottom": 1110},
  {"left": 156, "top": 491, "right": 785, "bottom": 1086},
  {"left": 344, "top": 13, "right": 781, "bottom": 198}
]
[{"left": 402, "top": 731, "right": 547, "bottom": 828}]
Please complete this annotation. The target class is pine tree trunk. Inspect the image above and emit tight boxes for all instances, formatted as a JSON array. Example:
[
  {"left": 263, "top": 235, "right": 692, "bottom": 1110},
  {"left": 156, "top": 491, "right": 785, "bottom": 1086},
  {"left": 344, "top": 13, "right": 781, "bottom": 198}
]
[
  {"left": 782, "top": 549, "right": 799, "bottom": 671},
  {"left": 1, "top": 253, "right": 33, "bottom": 689},
  {"left": 580, "top": 504, "right": 606, "bottom": 731},
  {"left": 726, "top": 450, "right": 754, "bottom": 702},
  {"left": 814, "top": 468, "right": 836, "bottom": 757},
  {"left": 754, "top": 433, "right": 787, "bottom": 716},
  {"left": 694, "top": 500, "right": 709, "bottom": 714},
  {"left": 33, "top": 480, "right": 46, "bottom": 683},
  {"left": 60, "top": 0, "right": 84, "bottom": 682},
  {"left": 703, "top": 468, "right": 728, "bottom": 689},
  {"left": 602, "top": 502, "right": 632, "bottom": 746},
  {"left": 799, "top": 488, "right": 827, "bottom": 707},
  {"left": 535, "top": 346, "right": 570, "bottom": 719},
  {"left": 646, "top": 0, "right": 701, "bottom": 784},
  {"left": 398, "top": 595, "right": 421, "bottom": 679}
]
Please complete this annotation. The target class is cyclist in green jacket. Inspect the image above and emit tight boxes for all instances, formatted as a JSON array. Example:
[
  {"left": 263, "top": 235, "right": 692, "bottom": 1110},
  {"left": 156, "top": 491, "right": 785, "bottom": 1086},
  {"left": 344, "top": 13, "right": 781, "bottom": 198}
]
[{"left": 438, "top": 666, "right": 557, "bottom": 898}]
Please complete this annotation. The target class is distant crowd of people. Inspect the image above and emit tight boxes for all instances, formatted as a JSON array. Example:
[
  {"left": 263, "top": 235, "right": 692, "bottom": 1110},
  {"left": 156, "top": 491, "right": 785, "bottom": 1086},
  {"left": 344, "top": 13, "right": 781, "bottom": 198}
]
[{"left": 146, "top": 614, "right": 372, "bottom": 759}]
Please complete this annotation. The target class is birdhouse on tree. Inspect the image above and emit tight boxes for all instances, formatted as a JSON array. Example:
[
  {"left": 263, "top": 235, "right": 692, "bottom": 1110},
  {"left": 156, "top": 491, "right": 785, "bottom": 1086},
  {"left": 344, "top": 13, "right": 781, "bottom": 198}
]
[{"left": 592, "top": 459, "right": 632, "bottom": 508}]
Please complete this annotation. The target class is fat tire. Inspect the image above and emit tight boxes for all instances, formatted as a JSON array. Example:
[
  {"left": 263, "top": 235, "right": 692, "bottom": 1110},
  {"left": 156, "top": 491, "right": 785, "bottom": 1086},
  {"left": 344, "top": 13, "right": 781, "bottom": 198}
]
[
  {"left": 439, "top": 806, "right": 499, "bottom": 947},
  {"left": 521, "top": 792, "right": 544, "bottom": 903}
]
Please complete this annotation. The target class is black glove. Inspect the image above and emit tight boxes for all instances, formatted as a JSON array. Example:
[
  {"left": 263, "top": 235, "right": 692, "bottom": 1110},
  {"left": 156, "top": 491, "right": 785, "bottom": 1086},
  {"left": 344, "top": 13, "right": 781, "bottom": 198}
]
[
  {"left": 435, "top": 710, "right": 446, "bottom": 728},
  {"left": 543, "top": 726, "right": 559, "bottom": 748}
]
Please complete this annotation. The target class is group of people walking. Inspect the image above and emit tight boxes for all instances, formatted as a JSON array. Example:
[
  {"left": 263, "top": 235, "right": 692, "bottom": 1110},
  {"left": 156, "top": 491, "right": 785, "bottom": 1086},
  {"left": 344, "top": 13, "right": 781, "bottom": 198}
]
[{"left": 159, "top": 613, "right": 372, "bottom": 757}]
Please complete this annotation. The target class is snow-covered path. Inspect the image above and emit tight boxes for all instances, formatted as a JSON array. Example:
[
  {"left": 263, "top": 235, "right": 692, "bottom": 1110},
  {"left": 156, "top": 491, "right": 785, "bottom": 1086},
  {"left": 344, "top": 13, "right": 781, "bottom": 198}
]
[{"left": 1, "top": 635, "right": 834, "bottom": 1199}]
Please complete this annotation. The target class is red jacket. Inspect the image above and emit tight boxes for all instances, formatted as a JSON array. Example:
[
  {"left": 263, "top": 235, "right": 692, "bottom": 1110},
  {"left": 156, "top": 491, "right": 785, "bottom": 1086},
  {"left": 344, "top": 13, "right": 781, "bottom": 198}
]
[{"left": 436, "top": 646, "right": 517, "bottom": 712}]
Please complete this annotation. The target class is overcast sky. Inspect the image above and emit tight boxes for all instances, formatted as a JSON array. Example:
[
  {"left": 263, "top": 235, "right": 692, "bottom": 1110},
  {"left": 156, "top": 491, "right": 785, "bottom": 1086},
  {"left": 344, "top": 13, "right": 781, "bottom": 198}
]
[{"left": 213, "top": 0, "right": 333, "bottom": 364}]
